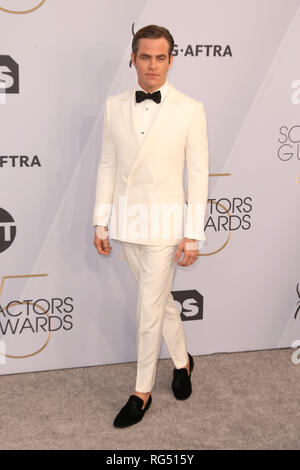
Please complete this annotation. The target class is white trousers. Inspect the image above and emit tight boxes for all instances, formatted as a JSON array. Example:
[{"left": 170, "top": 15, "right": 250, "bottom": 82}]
[{"left": 122, "top": 241, "right": 189, "bottom": 393}]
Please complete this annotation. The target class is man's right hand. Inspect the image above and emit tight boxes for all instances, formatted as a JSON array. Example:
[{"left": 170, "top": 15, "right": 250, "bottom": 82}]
[{"left": 94, "top": 225, "right": 112, "bottom": 255}]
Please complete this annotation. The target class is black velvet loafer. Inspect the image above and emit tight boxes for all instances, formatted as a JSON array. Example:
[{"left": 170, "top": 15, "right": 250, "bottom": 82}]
[
  {"left": 113, "top": 394, "right": 152, "bottom": 428},
  {"left": 172, "top": 352, "right": 194, "bottom": 400}
]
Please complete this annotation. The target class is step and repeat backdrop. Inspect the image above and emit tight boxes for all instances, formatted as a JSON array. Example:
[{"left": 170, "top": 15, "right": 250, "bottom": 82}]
[{"left": 0, "top": 0, "right": 299, "bottom": 375}]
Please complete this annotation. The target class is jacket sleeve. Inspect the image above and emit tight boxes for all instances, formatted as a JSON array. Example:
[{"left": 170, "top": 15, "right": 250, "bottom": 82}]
[
  {"left": 92, "top": 97, "right": 117, "bottom": 227},
  {"left": 183, "top": 101, "right": 209, "bottom": 242}
]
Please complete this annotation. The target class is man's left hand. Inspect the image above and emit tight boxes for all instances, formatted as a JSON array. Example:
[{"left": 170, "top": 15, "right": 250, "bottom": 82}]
[{"left": 175, "top": 238, "right": 199, "bottom": 266}]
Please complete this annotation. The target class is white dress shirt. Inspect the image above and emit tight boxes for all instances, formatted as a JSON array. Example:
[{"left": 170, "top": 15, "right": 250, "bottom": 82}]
[
  {"left": 97, "top": 79, "right": 204, "bottom": 250},
  {"left": 134, "top": 80, "right": 169, "bottom": 143}
]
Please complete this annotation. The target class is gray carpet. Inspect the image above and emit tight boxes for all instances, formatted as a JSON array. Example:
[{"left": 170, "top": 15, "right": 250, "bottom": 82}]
[{"left": 0, "top": 348, "right": 299, "bottom": 450}]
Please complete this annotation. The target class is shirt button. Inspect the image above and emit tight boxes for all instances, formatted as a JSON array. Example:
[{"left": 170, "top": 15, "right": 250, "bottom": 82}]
[
  {"left": 141, "top": 131, "right": 144, "bottom": 134},
  {"left": 145, "top": 107, "right": 149, "bottom": 111}
]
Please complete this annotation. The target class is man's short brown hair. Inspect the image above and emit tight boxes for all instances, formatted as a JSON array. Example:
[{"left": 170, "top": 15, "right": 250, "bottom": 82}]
[{"left": 132, "top": 24, "right": 174, "bottom": 61}]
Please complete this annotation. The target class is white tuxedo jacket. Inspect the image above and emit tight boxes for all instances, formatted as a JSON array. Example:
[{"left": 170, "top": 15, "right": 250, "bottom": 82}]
[{"left": 93, "top": 82, "right": 209, "bottom": 245}]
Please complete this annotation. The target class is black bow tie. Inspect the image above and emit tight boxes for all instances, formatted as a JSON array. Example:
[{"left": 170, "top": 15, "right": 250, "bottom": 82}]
[{"left": 135, "top": 89, "right": 161, "bottom": 104}]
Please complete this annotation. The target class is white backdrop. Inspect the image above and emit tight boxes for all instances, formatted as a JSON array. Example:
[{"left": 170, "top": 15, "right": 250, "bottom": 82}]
[{"left": 0, "top": 0, "right": 299, "bottom": 375}]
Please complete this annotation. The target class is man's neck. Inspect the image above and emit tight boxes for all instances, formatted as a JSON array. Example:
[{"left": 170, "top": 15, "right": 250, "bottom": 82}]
[{"left": 138, "top": 79, "right": 166, "bottom": 94}]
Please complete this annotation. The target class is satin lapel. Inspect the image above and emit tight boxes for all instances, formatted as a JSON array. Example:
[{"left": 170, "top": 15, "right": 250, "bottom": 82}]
[
  {"left": 128, "top": 83, "right": 181, "bottom": 175},
  {"left": 120, "top": 89, "right": 140, "bottom": 153}
]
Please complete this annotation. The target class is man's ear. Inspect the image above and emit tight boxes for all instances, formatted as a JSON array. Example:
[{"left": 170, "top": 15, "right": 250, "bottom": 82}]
[
  {"left": 168, "top": 54, "right": 173, "bottom": 68},
  {"left": 131, "top": 52, "right": 136, "bottom": 68}
]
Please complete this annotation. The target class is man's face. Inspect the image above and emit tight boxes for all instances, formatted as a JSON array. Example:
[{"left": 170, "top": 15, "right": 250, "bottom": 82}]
[{"left": 131, "top": 37, "right": 173, "bottom": 93}]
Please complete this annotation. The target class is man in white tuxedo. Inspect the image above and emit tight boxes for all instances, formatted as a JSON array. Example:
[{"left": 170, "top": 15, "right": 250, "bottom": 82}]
[{"left": 93, "top": 25, "right": 209, "bottom": 428}]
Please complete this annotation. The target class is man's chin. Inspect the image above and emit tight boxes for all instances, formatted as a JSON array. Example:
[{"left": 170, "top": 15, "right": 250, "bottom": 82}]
[{"left": 143, "top": 77, "right": 163, "bottom": 88}]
